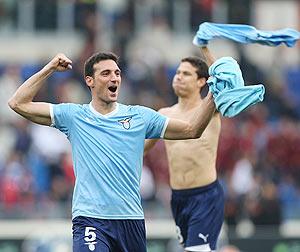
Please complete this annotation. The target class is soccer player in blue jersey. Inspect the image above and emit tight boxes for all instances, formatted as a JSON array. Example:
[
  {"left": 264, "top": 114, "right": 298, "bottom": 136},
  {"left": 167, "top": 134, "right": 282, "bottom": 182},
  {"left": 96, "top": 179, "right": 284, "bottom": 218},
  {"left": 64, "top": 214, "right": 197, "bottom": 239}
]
[
  {"left": 8, "top": 52, "right": 215, "bottom": 252},
  {"left": 144, "top": 46, "right": 223, "bottom": 252}
]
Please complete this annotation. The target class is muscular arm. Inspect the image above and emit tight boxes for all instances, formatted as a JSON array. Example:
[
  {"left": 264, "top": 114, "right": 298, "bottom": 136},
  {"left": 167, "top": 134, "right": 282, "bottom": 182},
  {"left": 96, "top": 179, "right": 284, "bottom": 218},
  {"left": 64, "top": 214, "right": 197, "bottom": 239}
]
[
  {"left": 144, "top": 92, "right": 215, "bottom": 154},
  {"left": 200, "top": 45, "right": 220, "bottom": 115},
  {"left": 8, "top": 54, "right": 72, "bottom": 126},
  {"left": 164, "top": 92, "right": 215, "bottom": 140}
]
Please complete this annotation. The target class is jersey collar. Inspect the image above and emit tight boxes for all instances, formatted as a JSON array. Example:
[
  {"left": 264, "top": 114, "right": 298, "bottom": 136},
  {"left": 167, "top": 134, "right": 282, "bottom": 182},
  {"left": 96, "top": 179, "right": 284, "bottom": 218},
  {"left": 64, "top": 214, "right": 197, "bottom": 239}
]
[{"left": 89, "top": 102, "right": 119, "bottom": 118}]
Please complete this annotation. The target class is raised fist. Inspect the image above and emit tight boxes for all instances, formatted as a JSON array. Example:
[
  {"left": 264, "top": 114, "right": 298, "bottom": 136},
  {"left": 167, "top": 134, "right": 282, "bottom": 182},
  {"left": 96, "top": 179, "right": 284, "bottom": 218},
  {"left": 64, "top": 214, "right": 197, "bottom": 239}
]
[{"left": 46, "top": 53, "right": 72, "bottom": 72}]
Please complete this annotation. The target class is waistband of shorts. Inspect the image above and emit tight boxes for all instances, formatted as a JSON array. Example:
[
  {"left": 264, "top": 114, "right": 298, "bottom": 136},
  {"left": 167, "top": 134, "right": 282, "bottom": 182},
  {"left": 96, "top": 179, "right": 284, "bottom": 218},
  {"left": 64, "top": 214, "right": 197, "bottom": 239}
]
[{"left": 171, "top": 180, "right": 220, "bottom": 197}]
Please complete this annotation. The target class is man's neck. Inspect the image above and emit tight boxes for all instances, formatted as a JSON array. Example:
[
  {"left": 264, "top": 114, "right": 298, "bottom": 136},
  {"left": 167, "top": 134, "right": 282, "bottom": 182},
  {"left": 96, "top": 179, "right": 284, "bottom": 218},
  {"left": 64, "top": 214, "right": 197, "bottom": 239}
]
[
  {"left": 91, "top": 99, "right": 117, "bottom": 115},
  {"left": 177, "top": 94, "right": 202, "bottom": 111}
]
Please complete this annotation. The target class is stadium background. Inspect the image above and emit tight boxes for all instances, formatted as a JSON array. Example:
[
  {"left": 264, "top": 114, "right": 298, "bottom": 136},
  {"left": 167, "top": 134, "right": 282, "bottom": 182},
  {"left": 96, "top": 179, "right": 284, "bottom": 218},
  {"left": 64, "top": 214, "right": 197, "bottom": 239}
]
[{"left": 0, "top": 0, "right": 300, "bottom": 251}]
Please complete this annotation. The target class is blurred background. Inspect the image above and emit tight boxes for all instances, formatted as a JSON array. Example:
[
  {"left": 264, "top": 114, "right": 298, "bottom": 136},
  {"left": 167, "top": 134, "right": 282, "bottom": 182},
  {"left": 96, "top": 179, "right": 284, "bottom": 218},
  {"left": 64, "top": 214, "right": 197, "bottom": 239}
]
[{"left": 0, "top": 0, "right": 300, "bottom": 251}]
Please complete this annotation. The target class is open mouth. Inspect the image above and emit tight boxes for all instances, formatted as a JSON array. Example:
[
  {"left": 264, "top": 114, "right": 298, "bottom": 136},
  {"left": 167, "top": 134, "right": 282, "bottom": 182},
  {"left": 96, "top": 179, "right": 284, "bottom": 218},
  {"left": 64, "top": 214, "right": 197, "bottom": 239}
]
[{"left": 108, "top": 86, "right": 117, "bottom": 93}]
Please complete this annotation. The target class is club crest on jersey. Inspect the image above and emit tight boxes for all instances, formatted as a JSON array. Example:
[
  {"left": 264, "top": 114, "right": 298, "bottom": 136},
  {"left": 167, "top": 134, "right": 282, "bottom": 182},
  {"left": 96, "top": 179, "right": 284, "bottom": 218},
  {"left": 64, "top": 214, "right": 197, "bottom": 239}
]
[{"left": 118, "top": 117, "right": 132, "bottom": 130}]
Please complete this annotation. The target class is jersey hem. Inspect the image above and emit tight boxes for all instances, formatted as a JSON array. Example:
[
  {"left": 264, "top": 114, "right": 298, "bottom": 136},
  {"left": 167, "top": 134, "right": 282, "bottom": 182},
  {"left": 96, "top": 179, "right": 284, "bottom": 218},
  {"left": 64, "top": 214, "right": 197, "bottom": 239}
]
[{"left": 72, "top": 213, "right": 144, "bottom": 221}]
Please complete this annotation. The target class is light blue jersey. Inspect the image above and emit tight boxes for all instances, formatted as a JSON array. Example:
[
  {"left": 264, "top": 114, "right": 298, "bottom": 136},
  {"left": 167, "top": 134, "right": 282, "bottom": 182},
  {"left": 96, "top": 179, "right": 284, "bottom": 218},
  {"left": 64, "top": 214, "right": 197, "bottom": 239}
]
[{"left": 50, "top": 103, "right": 168, "bottom": 220}]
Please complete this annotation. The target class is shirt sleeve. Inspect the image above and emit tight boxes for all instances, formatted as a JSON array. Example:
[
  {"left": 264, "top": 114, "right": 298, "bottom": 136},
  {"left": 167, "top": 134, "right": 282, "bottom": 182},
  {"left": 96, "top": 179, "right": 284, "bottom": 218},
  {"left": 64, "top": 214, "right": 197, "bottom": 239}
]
[
  {"left": 137, "top": 106, "right": 169, "bottom": 139},
  {"left": 50, "top": 103, "right": 76, "bottom": 138}
]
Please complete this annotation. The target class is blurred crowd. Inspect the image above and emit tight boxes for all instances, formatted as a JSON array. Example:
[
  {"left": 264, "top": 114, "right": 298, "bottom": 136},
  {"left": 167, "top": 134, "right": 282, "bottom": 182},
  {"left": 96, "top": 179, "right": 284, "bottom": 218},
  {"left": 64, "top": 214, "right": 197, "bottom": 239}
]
[{"left": 0, "top": 0, "right": 300, "bottom": 230}]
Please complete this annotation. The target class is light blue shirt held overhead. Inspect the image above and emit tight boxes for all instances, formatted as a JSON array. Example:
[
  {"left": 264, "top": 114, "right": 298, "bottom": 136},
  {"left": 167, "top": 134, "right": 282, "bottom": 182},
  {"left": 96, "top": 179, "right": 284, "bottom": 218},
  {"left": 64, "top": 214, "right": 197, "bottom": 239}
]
[
  {"left": 193, "top": 22, "right": 300, "bottom": 47},
  {"left": 50, "top": 103, "right": 168, "bottom": 220}
]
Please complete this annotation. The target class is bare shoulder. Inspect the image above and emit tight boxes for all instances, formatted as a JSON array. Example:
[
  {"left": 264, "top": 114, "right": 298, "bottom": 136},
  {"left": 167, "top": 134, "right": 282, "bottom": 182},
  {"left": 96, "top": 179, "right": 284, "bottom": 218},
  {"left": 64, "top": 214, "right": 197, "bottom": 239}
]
[{"left": 158, "top": 106, "right": 175, "bottom": 117}]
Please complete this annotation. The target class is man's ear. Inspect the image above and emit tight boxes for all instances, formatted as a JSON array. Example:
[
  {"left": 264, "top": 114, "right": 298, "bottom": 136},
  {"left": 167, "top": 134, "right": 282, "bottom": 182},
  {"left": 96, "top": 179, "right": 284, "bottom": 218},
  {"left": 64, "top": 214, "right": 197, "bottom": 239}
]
[
  {"left": 197, "top": 77, "right": 207, "bottom": 89},
  {"left": 85, "top": 76, "right": 94, "bottom": 89}
]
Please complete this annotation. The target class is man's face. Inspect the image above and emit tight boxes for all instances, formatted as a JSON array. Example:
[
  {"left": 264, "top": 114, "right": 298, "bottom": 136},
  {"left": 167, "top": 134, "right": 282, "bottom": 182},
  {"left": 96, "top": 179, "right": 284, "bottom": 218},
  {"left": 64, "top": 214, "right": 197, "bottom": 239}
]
[
  {"left": 86, "top": 59, "right": 121, "bottom": 103},
  {"left": 172, "top": 61, "right": 200, "bottom": 97}
]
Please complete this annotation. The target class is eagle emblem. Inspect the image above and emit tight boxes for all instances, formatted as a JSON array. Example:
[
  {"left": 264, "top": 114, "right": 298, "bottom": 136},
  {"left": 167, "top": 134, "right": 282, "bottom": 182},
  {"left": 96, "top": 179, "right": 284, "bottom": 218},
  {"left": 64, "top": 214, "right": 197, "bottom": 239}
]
[{"left": 118, "top": 117, "right": 132, "bottom": 130}]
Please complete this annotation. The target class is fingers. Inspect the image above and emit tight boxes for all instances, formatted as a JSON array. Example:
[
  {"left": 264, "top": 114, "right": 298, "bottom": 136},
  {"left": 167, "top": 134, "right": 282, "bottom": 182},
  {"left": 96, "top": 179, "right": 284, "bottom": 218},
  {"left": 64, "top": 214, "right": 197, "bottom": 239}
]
[
  {"left": 44, "top": 54, "right": 72, "bottom": 72},
  {"left": 57, "top": 54, "right": 72, "bottom": 69}
]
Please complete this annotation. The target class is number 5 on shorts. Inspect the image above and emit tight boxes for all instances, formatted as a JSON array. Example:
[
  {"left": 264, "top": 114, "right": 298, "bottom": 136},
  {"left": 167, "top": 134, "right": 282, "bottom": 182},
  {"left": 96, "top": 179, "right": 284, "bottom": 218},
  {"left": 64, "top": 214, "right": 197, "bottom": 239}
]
[{"left": 85, "top": 227, "right": 96, "bottom": 242}]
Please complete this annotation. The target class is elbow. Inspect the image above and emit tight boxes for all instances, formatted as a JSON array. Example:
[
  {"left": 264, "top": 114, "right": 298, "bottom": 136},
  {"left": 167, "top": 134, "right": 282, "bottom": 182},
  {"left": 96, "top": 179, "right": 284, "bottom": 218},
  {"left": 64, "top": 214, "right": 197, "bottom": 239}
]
[
  {"left": 8, "top": 97, "right": 22, "bottom": 112},
  {"left": 192, "top": 132, "right": 202, "bottom": 139},
  {"left": 8, "top": 98, "right": 18, "bottom": 111},
  {"left": 186, "top": 128, "right": 202, "bottom": 139},
  {"left": 190, "top": 127, "right": 205, "bottom": 139}
]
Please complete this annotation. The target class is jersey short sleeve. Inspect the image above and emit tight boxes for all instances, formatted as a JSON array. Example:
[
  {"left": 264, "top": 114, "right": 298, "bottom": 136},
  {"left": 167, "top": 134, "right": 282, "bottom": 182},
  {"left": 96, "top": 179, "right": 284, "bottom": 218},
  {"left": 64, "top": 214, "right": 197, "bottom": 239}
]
[
  {"left": 50, "top": 103, "right": 78, "bottom": 137},
  {"left": 136, "top": 105, "right": 169, "bottom": 139}
]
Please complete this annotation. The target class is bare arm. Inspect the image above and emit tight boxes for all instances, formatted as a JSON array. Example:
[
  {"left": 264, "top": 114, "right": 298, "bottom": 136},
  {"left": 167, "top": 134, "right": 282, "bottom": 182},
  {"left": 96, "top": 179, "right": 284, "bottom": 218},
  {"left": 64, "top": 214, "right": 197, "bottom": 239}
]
[
  {"left": 164, "top": 92, "right": 215, "bottom": 140},
  {"left": 200, "top": 45, "right": 220, "bottom": 115},
  {"left": 200, "top": 46, "right": 216, "bottom": 67},
  {"left": 8, "top": 54, "right": 72, "bottom": 126},
  {"left": 144, "top": 92, "right": 215, "bottom": 153}
]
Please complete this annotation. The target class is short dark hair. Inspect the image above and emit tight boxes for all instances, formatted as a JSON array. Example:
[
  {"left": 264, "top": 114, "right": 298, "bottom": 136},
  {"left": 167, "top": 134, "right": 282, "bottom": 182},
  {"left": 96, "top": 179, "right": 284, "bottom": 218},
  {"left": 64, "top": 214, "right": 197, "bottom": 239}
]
[
  {"left": 181, "top": 56, "right": 209, "bottom": 80},
  {"left": 84, "top": 52, "right": 119, "bottom": 77}
]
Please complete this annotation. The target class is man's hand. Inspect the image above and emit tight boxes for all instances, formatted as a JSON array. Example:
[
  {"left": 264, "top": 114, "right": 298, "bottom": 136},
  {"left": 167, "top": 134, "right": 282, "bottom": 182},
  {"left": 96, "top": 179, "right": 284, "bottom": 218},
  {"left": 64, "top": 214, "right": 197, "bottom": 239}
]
[
  {"left": 200, "top": 46, "right": 215, "bottom": 67},
  {"left": 44, "top": 53, "right": 73, "bottom": 72}
]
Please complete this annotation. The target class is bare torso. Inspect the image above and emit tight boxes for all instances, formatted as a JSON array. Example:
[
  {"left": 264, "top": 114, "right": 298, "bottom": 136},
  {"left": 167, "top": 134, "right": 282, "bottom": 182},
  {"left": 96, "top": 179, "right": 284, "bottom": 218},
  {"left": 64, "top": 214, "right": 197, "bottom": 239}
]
[{"left": 163, "top": 104, "right": 221, "bottom": 189}]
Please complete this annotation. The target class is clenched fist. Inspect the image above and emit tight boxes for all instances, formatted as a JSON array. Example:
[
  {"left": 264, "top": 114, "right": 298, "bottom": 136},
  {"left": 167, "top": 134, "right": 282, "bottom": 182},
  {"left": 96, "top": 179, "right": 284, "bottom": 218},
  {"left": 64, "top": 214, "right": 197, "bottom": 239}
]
[{"left": 45, "top": 53, "right": 72, "bottom": 72}]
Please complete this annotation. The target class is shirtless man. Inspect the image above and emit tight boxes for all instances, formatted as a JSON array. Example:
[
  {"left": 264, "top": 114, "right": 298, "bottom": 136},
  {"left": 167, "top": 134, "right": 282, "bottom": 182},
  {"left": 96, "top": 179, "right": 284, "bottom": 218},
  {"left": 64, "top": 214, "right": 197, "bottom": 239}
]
[{"left": 144, "top": 46, "right": 224, "bottom": 252}]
